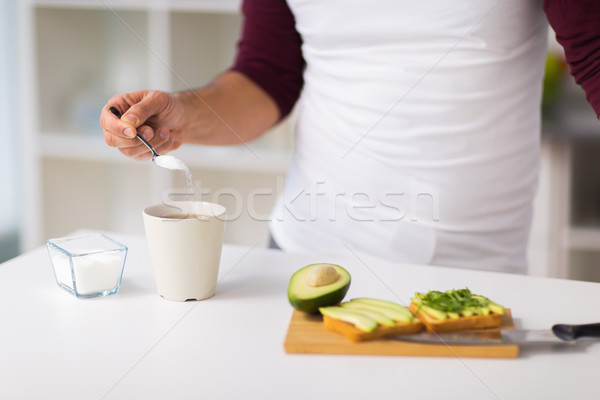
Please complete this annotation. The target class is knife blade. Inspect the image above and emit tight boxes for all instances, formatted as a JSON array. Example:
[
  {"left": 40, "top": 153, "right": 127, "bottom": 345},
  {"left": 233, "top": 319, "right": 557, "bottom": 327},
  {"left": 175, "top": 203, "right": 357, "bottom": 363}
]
[{"left": 392, "top": 322, "right": 600, "bottom": 346}]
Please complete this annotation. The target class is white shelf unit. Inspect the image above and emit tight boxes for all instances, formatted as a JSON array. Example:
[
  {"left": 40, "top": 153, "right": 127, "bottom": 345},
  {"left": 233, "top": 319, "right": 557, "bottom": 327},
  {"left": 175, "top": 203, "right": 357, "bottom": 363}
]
[
  {"left": 530, "top": 129, "right": 600, "bottom": 282},
  {"left": 19, "top": 0, "right": 293, "bottom": 251}
]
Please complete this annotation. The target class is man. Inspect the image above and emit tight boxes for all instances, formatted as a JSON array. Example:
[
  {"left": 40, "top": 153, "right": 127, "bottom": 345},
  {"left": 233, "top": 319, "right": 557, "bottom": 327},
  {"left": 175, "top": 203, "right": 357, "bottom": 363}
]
[{"left": 100, "top": 1, "right": 600, "bottom": 273}]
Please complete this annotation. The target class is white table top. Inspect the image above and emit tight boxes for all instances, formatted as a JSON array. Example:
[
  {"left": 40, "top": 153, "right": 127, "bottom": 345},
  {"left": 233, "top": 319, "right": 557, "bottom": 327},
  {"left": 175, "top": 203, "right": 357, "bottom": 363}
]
[{"left": 1, "top": 231, "right": 599, "bottom": 399}]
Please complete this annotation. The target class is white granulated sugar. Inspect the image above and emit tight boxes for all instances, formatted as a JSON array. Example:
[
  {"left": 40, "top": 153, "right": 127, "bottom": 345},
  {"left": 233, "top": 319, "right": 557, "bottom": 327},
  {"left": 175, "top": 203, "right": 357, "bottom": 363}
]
[
  {"left": 51, "top": 250, "right": 123, "bottom": 295},
  {"left": 155, "top": 155, "right": 187, "bottom": 171},
  {"left": 72, "top": 251, "right": 123, "bottom": 295}
]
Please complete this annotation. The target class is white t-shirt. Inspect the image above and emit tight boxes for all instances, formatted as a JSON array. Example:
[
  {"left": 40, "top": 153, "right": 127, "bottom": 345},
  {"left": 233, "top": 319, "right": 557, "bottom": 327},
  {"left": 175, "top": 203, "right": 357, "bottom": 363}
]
[{"left": 269, "top": 0, "right": 549, "bottom": 273}]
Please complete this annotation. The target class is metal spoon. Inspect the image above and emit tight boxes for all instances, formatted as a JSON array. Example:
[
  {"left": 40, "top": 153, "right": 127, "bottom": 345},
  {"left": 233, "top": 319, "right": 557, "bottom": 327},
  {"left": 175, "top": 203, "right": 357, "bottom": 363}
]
[{"left": 108, "top": 106, "right": 187, "bottom": 171}]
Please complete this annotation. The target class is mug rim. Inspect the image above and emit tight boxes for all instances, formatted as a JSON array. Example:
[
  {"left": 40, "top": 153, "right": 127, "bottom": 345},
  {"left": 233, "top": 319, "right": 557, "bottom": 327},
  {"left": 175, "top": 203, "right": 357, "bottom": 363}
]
[{"left": 143, "top": 201, "right": 227, "bottom": 220}]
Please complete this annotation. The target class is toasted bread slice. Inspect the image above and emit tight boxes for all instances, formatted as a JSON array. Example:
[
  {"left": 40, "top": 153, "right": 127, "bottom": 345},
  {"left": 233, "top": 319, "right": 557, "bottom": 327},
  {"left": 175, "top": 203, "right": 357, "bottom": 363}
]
[
  {"left": 323, "top": 314, "right": 424, "bottom": 342},
  {"left": 409, "top": 302, "right": 502, "bottom": 333}
]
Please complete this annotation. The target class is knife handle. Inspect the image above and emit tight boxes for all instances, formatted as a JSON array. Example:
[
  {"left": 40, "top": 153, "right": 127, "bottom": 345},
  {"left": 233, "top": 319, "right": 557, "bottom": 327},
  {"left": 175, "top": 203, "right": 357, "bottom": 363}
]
[{"left": 552, "top": 323, "right": 600, "bottom": 341}]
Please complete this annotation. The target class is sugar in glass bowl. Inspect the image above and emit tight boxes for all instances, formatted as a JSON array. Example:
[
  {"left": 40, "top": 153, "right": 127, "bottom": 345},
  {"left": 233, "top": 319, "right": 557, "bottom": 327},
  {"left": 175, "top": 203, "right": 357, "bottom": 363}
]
[{"left": 46, "top": 233, "right": 127, "bottom": 298}]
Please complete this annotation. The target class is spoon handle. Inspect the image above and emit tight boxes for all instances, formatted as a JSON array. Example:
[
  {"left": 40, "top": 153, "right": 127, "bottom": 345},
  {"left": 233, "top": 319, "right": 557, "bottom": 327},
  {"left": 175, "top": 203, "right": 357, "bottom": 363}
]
[
  {"left": 133, "top": 131, "right": 160, "bottom": 158},
  {"left": 108, "top": 107, "right": 159, "bottom": 157}
]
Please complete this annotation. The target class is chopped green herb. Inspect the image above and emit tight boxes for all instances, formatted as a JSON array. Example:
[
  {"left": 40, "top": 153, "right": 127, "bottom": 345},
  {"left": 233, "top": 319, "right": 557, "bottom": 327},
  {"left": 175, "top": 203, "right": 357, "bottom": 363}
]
[{"left": 413, "top": 288, "right": 503, "bottom": 316}]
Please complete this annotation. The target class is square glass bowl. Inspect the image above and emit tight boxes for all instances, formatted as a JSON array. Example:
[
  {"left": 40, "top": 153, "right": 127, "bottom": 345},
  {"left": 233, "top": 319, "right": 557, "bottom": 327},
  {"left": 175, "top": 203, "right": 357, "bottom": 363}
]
[{"left": 46, "top": 233, "right": 127, "bottom": 298}]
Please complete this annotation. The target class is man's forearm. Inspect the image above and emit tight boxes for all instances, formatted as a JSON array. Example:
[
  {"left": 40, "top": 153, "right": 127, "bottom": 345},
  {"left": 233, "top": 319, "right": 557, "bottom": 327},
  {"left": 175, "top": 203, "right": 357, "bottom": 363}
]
[{"left": 174, "top": 70, "right": 281, "bottom": 146}]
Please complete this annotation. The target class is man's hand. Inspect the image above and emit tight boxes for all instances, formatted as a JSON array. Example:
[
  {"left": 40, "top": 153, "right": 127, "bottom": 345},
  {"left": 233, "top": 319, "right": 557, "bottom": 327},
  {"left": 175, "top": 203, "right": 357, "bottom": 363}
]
[
  {"left": 100, "top": 72, "right": 281, "bottom": 161},
  {"left": 100, "top": 90, "right": 186, "bottom": 160}
]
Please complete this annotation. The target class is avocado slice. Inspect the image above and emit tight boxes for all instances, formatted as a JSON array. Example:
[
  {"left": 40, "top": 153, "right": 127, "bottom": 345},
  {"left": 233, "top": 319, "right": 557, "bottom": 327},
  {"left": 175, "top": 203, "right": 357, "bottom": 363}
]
[
  {"left": 342, "top": 300, "right": 413, "bottom": 322},
  {"left": 288, "top": 263, "right": 351, "bottom": 313},
  {"left": 418, "top": 304, "right": 448, "bottom": 320},
  {"left": 350, "top": 298, "right": 413, "bottom": 317},
  {"left": 319, "top": 306, "right": 378, "bottom": 332},
  {"left": 339, "top": 305, "right": 396, "bottom": 326},
  {"left": 488, "top": 302, "right": 505, "bottom": 315}
]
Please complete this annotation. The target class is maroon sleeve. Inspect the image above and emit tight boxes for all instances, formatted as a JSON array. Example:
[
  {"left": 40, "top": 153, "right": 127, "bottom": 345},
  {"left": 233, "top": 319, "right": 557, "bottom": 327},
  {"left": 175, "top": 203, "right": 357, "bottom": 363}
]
[
  {"left": 231, "top": 0, "right": 305, "bottom": 119},
  {"left": 544, "top": 0, "right": 600, "bottom": 117}
]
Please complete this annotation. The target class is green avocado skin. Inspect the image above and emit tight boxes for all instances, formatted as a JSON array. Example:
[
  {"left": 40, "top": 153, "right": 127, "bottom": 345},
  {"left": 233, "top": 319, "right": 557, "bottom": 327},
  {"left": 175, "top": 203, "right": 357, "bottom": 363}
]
[{"left": 287, "top": 264, "right": 351, "bottom": 313}]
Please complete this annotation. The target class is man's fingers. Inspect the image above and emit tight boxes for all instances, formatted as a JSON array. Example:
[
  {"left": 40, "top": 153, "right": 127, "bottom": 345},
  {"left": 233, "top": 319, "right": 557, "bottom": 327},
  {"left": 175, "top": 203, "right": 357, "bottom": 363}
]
[
  {"left": 121, "top": 91, "right": 168, "bottom": 130},
  {"left": 120, "top": 147, "right": 153, "bottom": 161},
  {"left": 152, "top": 134, "right": 176, "bottom": 156},
  {"left": 100, "top": 105, "right": 138, "bottom": 139},
  {"left": 138, "top": 126, "right": 155, "bottom": 142},
  {"left": 118, "top": 128, "right": 171, "bottom": 160},
  {"left": 103, "top": 128, "right": 142, "bottom": 149},
  {"left": 100, "top": 91, "right": 176, "bottom": 161}
]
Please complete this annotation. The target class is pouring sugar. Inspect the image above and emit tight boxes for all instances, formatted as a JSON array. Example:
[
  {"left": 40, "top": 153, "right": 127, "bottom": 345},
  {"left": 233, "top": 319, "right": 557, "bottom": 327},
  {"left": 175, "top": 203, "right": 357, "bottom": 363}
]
[{"left": 157, "top": 155, "right": 195, "bottom": 200}]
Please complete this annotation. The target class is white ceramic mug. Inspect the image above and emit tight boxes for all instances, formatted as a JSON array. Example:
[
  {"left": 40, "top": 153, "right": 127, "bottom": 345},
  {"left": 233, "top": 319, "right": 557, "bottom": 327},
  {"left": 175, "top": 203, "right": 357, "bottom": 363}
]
[{"left": 142, "top": 201, "right": 226, "bottom": 301}]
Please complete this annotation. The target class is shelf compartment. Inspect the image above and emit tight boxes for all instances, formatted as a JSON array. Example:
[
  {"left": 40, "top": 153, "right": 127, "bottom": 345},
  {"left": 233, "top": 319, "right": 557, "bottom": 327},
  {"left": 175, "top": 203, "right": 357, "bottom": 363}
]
[
  {"left": 169, "top": 11, "right": 241, "bottom": 91},
  {"left": 35, "top": 7, "right": 150, "bottom": 135},
  {"left": 568, "top": 249, "right": 600, "bottom": 283},
  {"left": 570, "top": 141, "right": 600, "bottom": 225},
  {"left": 568, "top": 227, "right": 600, "bottom": 252}
]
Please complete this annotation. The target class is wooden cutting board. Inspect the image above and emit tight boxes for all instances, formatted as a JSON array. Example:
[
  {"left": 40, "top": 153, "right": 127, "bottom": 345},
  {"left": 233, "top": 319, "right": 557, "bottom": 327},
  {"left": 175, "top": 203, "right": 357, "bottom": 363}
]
[{"left": 284, "top": 309, "right": 519, "bottom": 358}]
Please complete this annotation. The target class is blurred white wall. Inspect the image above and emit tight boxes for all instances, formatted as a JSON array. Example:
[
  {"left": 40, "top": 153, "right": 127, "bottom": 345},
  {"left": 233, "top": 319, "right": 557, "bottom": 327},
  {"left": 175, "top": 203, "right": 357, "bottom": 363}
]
[{"left": 0, "top": 0, "right": 20, "bottom": 262}]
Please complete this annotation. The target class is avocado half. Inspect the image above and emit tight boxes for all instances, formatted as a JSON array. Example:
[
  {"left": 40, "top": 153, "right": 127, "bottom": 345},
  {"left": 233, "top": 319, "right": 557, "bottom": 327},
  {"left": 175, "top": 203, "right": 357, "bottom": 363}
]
[{"left": 287, "top": 263, "right": 351, "bottom": 313}]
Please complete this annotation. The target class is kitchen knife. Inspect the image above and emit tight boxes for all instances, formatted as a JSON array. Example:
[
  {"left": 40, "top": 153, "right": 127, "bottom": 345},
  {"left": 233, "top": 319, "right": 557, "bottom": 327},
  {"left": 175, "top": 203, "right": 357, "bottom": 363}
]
[{"left": 392, "top": 322, "right": 600, "bottom": 346}]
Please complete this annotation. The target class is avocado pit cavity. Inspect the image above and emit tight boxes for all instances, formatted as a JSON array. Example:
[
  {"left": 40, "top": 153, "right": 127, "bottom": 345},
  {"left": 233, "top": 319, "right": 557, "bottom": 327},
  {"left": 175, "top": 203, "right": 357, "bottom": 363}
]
[{"left": 305, "top": 264, "right": 341, "bottom": 287}]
